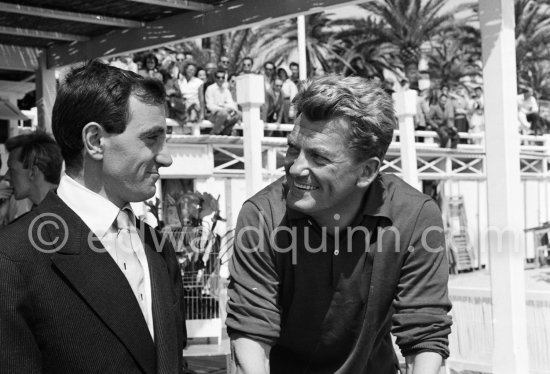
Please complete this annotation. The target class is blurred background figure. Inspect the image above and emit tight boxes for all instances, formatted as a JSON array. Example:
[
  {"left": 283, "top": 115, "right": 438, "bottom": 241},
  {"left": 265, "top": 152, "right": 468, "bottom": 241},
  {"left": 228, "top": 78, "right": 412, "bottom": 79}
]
[
  {"left": 176, "top": 62, "right": 204, "bottom": 123},
  {"left": 240, "top": 56, "right": 254, "bottom": 75},
  {"left": 518, "top": 87, "right": 542, "bottom": 135},
  {"left": 277, "top": 67, "right": 298, "bottom": 123},
  {"left": 205, "top": 70, "right": 241, "bottom": 135},
  {"left": 289, "top": 61, "right": 300, "bottom": 85},
  {"left": 0, "top": 154, "right": 14, "bottom": 227},
  {"left": 469, "top": 86, "right": 485, "bottom": 144},
  {"left": 138, "top": 53, "right": 163, "bottom": 81},
  {"left": 262, "top": 61, "right": 276, "bottom": 88},
  {"left": 4, "top": 131, "right": 63, "bottom": 207},
  {"left": 427, "top": 94, "right": 458, "bottom": 149},
  {"left": 450, "top": 86, "right": 471, "bottom": 143}
]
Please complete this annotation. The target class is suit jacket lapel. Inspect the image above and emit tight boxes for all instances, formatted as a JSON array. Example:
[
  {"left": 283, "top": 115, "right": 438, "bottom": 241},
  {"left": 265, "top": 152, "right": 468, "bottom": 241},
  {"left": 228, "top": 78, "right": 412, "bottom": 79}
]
[
  {"left": 141, "top": 223, "right": 181, "bottom": 374},
  {"left": 39, "top": 193, "right": 157, "bottom": 374}
]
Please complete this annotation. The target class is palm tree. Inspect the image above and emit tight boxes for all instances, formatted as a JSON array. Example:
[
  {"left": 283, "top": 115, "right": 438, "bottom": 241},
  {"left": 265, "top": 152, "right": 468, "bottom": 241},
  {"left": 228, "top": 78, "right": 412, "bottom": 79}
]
[
  {"left": 175, "top": 29, "right": 259, "bottom": 74},
  {"left": 519, "top": 61, "right": 550, "bottom": 100},
  {"left": 360, "top": 0, "right": 471, "bottom": 84},
  {"left": 249, "top": 12, "right": 349, "bottom": 75},
  {"left": 515, "top": 0, "right": 550, "bottom": 96},
  {"left": 330, "top": 17, "right": 401, "bottom": 78},
  {"left": 426, "top": 27, "right": 482, "bottom": 88}
]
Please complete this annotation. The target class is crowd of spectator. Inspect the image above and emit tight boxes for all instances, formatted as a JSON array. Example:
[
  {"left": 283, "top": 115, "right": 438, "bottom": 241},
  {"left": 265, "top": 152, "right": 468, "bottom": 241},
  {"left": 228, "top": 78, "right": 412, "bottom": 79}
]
[
  {"left": 107, "top": 50, "right": 548, "bottom": 143},
  {"left": 105, "top": 50, "right": 304, "bottom": 137},
  {"left": 413, "top": 83, "right": 547, "bottom": 149}
]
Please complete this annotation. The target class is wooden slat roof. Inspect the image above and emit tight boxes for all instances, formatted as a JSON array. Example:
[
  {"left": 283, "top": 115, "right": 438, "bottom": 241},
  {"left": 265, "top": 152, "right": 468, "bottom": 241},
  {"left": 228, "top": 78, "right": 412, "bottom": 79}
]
[
  {"left": 0, "top": 0, "right": 364, "bottom": 81},
  {"left": 0, "top": 0, "right": 217, "bottom": 47}
]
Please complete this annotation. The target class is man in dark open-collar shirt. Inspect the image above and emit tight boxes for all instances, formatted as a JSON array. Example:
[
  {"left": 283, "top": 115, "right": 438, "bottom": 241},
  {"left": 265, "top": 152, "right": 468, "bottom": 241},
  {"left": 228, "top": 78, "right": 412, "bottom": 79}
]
[{"left": 226, "top": 75, "right": 452, "bottom": 374}]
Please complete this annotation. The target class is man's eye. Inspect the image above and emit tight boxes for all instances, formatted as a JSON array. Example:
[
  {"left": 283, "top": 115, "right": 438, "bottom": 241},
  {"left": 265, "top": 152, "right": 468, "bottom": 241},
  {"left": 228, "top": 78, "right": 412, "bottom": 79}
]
[{"left": 312, "top": 154, "right": 329, "bottom": 164}]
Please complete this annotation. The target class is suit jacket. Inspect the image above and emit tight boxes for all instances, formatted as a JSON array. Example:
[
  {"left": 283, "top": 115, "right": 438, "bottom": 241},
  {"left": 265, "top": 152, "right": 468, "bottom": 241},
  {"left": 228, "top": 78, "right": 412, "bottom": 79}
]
[{"left": 0, "top": 192, "right": 187, "bottom": 374}]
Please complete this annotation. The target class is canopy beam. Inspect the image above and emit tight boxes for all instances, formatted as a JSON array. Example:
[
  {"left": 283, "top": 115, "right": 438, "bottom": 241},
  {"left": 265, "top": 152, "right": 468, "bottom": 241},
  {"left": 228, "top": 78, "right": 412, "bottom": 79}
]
[{"left": 0, "top": 2, "right": 143, "bottom": 28}]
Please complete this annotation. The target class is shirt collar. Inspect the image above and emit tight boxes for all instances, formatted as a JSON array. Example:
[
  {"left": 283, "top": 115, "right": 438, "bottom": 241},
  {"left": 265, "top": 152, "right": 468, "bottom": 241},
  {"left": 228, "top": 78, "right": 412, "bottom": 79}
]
[
  {"left": 285, "top": 173, "right": 394, "bottom": 224},
  {"left": 56, "top": 173, "right": 127, "bottom": 239}
]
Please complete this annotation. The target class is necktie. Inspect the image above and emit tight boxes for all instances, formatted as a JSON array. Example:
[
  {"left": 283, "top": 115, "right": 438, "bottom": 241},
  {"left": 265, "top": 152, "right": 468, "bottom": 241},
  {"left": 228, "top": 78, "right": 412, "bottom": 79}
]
[{"left": 114, "top": 207, "right": 148, "bottom": 322}]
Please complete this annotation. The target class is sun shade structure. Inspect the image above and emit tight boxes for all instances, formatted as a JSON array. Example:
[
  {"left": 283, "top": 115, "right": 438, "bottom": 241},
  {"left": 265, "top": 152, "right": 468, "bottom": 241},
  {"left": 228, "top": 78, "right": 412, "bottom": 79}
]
[
  {"left": 0, "top": 0, "right": 367, "bottom": 75},
  {"left": 0, "top": 97, "right": 27, "bottom": 120}
]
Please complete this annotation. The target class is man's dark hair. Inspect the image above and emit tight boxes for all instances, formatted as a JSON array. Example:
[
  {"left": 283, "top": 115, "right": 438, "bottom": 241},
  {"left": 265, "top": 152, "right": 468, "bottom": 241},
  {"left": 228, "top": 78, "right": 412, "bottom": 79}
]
[
  {"left": 264, "top": 61, "right": 275, "bottom": 69},
  {"left": 52, "top": 59, "right": 166, "bottom": 174},
  {"left": 292, "top": 75, "right": 396, "bottom": 162},
  {"left": 242, "top": 56, "right": 253, "bottom": 65},
  {"left": 5, "top": 131, "right": 63, "bottom": 185},
  {"left": 289, "top": 62, "right": 299, "bottom": 69}
]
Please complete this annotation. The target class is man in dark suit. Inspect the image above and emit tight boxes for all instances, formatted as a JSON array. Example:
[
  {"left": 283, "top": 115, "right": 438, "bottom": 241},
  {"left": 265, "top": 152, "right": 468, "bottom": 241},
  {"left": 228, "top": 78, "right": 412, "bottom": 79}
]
[{"left": 0, "top": 60, "right": 186, "bottom": 373}]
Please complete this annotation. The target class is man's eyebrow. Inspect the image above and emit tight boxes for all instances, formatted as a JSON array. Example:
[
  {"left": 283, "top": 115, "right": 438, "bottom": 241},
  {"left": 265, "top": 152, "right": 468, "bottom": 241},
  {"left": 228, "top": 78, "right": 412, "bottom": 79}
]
[{"left": 140, "top": 126, "right": 166, "bottom": 138}]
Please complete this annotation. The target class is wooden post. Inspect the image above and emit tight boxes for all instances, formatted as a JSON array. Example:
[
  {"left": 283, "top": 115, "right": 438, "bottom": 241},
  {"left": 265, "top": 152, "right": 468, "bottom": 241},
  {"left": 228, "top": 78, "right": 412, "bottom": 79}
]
[
  {"left": 35, "top": 51, "right": 56, "bottom": 133},
  {"left": 236, "top": 74, "right": 265, "bottom": 198},
  {"left": 479, "top": 0, "right": 529, "bottom": 372},
  {"left": 393, "top": 89, "right": 420, "bottom": 190},
  {"left": 297, "top": 15, "right": 307, "bottom": 80}
]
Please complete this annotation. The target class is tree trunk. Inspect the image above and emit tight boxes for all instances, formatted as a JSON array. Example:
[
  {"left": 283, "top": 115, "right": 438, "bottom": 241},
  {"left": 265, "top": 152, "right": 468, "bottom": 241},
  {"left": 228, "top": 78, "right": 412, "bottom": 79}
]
[{"left": 404, "top": 60, "right": 420, "bottom": 87}]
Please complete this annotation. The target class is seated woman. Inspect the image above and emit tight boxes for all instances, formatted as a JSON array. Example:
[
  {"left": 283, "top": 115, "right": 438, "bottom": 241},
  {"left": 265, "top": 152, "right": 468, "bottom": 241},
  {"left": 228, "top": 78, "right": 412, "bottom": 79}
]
[
  {"left": 176, "top": 62, "right": 204, "bottom": 123},
  {"left": 137, "top": 53, "right": 163, "bottom": 81}
]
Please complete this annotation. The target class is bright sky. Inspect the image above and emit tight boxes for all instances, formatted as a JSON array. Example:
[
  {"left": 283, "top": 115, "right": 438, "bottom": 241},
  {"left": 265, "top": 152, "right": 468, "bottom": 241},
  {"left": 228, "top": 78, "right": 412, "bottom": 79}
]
[{"left": 329, "top": 1, "right": 470, "bottom": 20}]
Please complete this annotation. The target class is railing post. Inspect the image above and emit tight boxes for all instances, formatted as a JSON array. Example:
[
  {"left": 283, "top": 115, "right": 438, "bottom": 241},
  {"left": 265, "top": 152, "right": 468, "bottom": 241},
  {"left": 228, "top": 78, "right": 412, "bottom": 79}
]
[
  {"left": 236, "top": 74, "right": 265, "bottom": 198},
  {"left": 543, "top": 134, "right": 550, "bottom": 156},
  {"left": 266, "top": 148, "right": 278, "bottom": 179},
  {"left": 393, "top": 89, "right": 421, "bottom": 190}
]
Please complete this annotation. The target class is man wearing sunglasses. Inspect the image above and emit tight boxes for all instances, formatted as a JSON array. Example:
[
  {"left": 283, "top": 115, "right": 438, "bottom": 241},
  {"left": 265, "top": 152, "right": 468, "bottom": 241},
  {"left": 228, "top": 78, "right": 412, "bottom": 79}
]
[
  {"left": 240, "top": 57, "right": 254, "bottom": 75},
  {"left": 205, "top": 69, "right": 241, "bottom": 135}
]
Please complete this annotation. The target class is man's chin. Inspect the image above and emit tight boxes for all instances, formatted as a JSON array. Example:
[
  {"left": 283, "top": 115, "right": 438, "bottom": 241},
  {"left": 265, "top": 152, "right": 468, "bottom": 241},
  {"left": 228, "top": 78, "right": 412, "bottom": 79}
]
[
  {"left": 127, "top": 186, "right": 156, "bottom": 203},
  {"left": 286, "top": 198, "right": 315, "bottom": 213}
]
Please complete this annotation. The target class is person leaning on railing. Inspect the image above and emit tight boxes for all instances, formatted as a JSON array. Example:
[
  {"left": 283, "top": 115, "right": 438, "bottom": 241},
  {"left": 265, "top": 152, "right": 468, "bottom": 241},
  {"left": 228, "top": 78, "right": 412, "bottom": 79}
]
[
  {"left": 227, "top": 75, "right": 452, "bottom": 374},
  {"left": 426, "top": 93, "right": 459, "bottom": 149}
]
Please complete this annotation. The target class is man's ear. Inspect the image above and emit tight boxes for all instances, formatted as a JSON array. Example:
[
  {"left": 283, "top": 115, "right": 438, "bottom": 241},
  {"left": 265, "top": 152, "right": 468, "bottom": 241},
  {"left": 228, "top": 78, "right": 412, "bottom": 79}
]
[
  {"left": 356, "top": 157, "right": 381, "bottom": 188},
  {"left": 82, "top": 122, "right": 105, "bottom": 161},
  {"left": 28, "top": 164, "right": 40, "bottom": 181}
]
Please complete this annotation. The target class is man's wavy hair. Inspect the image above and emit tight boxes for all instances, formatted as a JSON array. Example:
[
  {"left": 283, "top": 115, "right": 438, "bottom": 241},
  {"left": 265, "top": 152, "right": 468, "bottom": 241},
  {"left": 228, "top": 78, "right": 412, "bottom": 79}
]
[
  {"left": 292, "top": 75, "right": 396, "bottom": 162},
  {"left": 52, "top": 59, "right": 166, "bottom": 174}
]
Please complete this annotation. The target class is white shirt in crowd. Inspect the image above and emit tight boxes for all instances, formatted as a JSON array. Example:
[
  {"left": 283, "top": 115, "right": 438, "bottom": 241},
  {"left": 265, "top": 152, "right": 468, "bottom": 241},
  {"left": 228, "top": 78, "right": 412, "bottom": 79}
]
[
  {"left": 177, "top": 76, "right": 203, "bottom": 106},
  {"left": 205, "top": 83, "right": 237, "bottom": 113},
  {"left": 518, "top": 94, "right": 539, "bottom": 114}
]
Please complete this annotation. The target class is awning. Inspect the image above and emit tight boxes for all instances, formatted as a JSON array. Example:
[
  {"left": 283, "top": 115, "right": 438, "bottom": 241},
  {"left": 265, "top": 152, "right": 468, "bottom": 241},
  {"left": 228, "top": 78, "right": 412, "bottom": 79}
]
[{"left": 0, "top": 98, "right": 28, "bottom": 121}]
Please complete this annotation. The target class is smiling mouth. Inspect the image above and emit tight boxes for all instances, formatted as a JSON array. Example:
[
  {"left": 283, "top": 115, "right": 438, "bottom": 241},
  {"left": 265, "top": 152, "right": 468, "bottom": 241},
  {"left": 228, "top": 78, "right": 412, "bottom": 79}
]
[{"left": 294, "top": 181, "right": 318, "bottom": 191}]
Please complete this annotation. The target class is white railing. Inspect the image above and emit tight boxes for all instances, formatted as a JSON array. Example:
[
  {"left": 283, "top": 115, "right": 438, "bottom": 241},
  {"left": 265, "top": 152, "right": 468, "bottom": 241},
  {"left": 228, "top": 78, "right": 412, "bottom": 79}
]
[
  {"left": 448, "top": 287, "right": 550, "bottom": 373},
  {"left": 168, "top": 120, "right": 550, "bottom": 155}
]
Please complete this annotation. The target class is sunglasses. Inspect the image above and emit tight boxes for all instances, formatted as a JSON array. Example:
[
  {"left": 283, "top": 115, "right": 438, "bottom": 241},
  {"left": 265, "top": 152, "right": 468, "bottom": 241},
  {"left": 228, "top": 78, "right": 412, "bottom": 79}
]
[
  {"left": 243, "top": 63, "right": 251, "bottom": 67},
  {"left": 221, "top": 60, "right": 230, "bottom": 64},
  {"left": 216, "top": 75, "right": 225, "bottom": 79}
]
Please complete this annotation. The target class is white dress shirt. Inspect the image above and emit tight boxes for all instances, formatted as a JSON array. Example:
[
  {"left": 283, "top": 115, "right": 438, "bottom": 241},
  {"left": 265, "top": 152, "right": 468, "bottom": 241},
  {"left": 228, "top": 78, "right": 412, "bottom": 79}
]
[
  {"left": 205, "top": 83, "right": 237, "bottom": 112},
  {"left": 57, "top": 174, "right": 155, "bottom": 340}
]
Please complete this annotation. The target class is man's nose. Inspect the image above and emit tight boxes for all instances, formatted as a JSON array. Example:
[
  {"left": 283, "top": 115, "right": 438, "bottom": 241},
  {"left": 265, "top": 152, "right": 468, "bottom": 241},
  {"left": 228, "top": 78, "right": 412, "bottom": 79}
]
[
  {"left": 288, "top": 152, "right": 310, "bottom": 177},
  {"left": 156, "top": 146, "right": 173, "bottom": 168}
]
